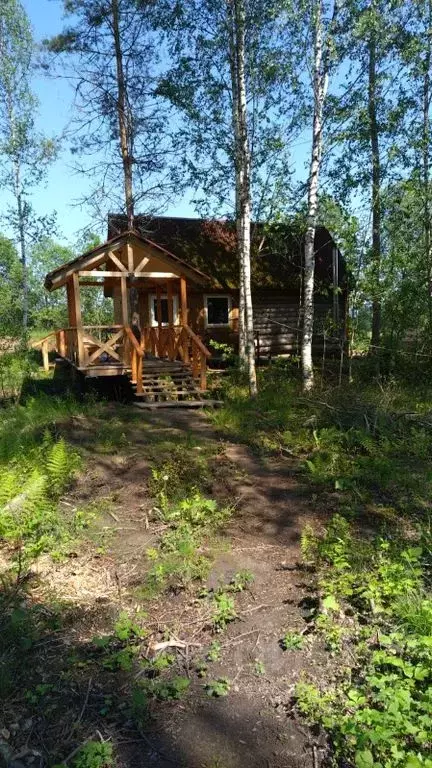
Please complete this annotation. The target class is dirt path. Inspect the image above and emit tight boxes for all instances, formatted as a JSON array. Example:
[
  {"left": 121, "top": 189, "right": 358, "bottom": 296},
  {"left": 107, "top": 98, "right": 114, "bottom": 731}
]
[
  {"left": 114, "top": 411, "right": 328, "bottom": 768},
  {"left": 2, "top": 407, "right": 331, "bottom": 768}
]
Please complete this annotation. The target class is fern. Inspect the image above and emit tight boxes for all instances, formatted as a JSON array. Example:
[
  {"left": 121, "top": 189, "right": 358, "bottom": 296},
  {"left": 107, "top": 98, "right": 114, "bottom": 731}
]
[{"left": 46, "top": 438, "right": 79, "bottom": 496}]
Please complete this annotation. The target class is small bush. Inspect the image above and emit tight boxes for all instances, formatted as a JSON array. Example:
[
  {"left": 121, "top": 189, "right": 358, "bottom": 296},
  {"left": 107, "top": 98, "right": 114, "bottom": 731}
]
[
  {"left": 296, "top": 516, "right": 432, "bottom": 768},
  {"left": 69, "top": 741, "right": 114, "bottom": 768}
]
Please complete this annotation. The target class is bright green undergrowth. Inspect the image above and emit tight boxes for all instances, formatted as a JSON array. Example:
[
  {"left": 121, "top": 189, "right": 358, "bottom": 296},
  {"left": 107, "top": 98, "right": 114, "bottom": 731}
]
[
  {"left": 211, "top": 364, "right": 432, "bottom": 518},
  {"left": 211, "top": 364, "right": 432, "bottom": 766},
  {"left": 143, "top": 491, "right": 231, "bottom": 597},
  {"left": 0, "top": 395, "right": 102, "bottom": 564},
  {"left": 297, "top": 515, "right": 432, "bottom": 768},
  {"left": 142, "top": 442, "right": 232, "bottom": 597}
]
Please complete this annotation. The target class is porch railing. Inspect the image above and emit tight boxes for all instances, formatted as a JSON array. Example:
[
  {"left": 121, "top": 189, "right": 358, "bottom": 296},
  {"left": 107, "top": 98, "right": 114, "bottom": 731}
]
[
  {"left": 126, "top": 325, "right": 211, "bottom": 392},
  {"left": 32, "top": 324, "right": 211, "bottom": 390}
]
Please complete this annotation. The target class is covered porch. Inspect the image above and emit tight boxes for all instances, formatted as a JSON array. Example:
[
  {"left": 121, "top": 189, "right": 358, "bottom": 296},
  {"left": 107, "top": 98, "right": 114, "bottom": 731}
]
[{"left": 36, "top": 231, "right": 212, "bottom": 394}]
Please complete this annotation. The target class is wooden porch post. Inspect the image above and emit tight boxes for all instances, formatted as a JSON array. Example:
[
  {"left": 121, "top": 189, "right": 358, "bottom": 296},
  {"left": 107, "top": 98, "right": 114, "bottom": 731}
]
[
  {"left": 120, "top": 275, "right": 129, "bottom": 326},
  {"left": 167, "top": 281, "right": 174, "bottom": 326},
  {"left": 70, "top": 274, "right": 86, "bottom": 367},
  {"left": 167, "top": 280, "right": 174, "bottom": 360},
  {"left": 180, "top": 275, "right": 188, "bottom": 326},
  {"left": 156, "top": 285, "right": 163, "bottom": 328}
]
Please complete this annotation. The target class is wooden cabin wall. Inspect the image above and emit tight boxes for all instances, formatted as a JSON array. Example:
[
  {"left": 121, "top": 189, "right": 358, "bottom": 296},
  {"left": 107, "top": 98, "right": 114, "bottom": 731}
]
[{"left": 195, "top": 290, "right": 346, "bottom": 359}]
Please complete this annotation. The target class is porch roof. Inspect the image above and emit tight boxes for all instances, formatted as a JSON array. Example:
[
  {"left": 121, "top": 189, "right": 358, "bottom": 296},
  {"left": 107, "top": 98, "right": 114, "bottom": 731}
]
[{"left": 44, "top": 229, "right": 211, "bottom": 291}]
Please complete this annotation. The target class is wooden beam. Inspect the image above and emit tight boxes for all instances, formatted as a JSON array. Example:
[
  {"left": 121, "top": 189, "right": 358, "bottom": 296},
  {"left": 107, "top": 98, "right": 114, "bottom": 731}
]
[
  {"left": 108, "top": 250, "right": 128, "bottom": 272},
  {"left": 126, "top": 242, "right": 134, "bottom": 272},
  {"left": 167, "top": 281, "right": 174, "bottom": 327},
  {"left": 72, "top": 272, "right": 86, "bottom": 366},
  {"left": 47, "top": 242, "right": 122, "bottom": 290},
  {"left": 120, "top": 275, "right": 129, "bottom": 326},
  {"left": 42, "top": 341, "right": 49, "bottom": 372},
  {"left": 79, "top": 280, "right": 105, "bottom": 287},
  {"left": 135, "top": 254, "right": 149, "bottom": 272},
  {"left": 180, "top": 275, "right": 188, "bottom": 326},
  {"left": 67, "top": 279, "right": 76, "bottom": 326},
  {"left": 78, "top": 271, "right": 179, "bottom": 278},
  {"left": 156, "top": 285, "right": 163, "bottom": 328}
]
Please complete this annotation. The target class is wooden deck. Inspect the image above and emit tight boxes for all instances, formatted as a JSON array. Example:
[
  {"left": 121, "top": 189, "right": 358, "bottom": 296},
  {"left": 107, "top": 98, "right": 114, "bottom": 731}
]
[{"left": 33, "top": 324, "right": 212, "bottom": 399}]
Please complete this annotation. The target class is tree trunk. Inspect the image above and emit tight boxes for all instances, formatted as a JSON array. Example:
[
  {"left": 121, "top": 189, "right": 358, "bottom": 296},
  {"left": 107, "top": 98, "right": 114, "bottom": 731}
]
[
  {"left": 112, "top": 0, "right": 134, "bottom": 229},
  {"left": 368, "top": 11, "right": 381, "bottom": 351},
  {"left": 423, "top": 0, "right": 432, "bottom": 330},
  {"left": 302, "top": 0, "right": 328, "bottom": 392},
  {"left": 13, "top": 150, "right": 27, "bottom": 334},
  {"left": 227, "top": 1, "right": 247, "bottom": 370},
  {"left": 238, "top": 259, "right": 246, "bottom": 365},
  {"left": 232, "top": 0, "right": 257, "bottom": 395}
]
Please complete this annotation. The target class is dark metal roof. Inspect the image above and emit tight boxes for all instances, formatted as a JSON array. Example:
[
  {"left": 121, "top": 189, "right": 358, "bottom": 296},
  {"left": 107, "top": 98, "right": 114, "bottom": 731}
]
[{"left": 108, "top": 215, "right": 345, "bottom": 292}]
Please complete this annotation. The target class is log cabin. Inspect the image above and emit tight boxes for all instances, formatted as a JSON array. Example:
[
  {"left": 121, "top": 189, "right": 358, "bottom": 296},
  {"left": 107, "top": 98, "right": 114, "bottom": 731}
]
[
  {"left": 35, "top": 216, "right": 346, "bottom": 406},
  {"left": 107, "top": 215, "right": 347, "bottom": 360}
]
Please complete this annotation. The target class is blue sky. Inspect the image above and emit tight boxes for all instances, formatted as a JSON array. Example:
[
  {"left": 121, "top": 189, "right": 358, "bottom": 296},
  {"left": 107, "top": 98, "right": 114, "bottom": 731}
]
[
  {"left": 0, "top": 0, "right": 196, "bottom": 246},
  {"left": 1, "top": 0, "right": 311, "bottom": 248}
]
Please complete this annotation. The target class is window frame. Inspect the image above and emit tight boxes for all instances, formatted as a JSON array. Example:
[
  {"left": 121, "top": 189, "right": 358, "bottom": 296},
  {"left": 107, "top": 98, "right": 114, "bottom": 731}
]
[
  {"left": 149, "top": 293, "right": 179, "bottom": 327},
  {"left": 204, "top": 294, "right": 232, "bottom": 328}
]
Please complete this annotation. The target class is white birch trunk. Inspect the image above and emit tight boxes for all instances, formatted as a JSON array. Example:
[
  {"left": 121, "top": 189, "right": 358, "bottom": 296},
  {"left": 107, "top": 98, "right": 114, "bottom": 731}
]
[
  {"left": 302, "top": 0, "right": 329, "bottom": 392},
  {"left": 232, "top": 0, "right": 257, "bottom": 394},
  {"left": 228, "top": 0, "right": 246, "bottom": 369}
]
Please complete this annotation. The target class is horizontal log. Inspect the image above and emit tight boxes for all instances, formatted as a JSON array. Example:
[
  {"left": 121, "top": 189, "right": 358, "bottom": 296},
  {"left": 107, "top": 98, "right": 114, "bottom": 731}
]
[{"left": 78, "top": 270, "right": 179, "bottom": 278}]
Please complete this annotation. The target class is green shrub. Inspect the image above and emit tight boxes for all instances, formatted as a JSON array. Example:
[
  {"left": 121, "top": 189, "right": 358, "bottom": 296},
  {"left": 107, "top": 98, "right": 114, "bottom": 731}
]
[
  {"left": 296, "top": 516, "right": 432, "bottom": 768},
  {"left": 0, "top": 430, "right": 82, "bottom": 561},
  {"left": 0, "top": 349, "right": 38, "bottom": 401},
  {"left": 70, "top": 741, "right": 114, "bottom": 768}
]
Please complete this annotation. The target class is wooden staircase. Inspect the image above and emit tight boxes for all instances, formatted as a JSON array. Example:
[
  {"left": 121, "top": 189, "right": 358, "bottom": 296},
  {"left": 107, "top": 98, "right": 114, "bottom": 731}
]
[{"left": 131, "top": 358, "right": 210, "bottom": 408}]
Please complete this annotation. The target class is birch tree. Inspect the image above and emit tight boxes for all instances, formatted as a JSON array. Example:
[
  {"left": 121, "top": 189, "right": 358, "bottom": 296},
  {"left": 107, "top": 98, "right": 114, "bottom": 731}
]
[
  {"left": 301, "top": 0, "right": 339, "bottom": 391},
  {"left": 154, "top": 0, "right": 300, "bottom": 393},
  {"left": 0, "top": 0, "right": 56, "bottom": 333},
  {"left": 229, "top": 0, "right": 256, "bottom": 393}
]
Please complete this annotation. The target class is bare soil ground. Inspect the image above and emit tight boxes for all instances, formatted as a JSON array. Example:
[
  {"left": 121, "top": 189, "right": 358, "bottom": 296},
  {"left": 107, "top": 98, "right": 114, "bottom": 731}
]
[{"left": 0, "top": 406, "right": 333, "bottom": 768}]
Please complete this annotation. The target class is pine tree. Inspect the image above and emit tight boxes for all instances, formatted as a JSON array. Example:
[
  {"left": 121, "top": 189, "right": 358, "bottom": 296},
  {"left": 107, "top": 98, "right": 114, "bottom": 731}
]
[
  {"left": 0, "top": 0, "right": 56, "bottom": 333},
  {"left": 46, "top": 0, "right": 170, "bottom": 228}
]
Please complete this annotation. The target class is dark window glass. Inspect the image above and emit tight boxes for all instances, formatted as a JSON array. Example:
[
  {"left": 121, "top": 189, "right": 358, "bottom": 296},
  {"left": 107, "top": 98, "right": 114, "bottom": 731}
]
[
  {"left": 207, "top": 297, "right": 229, "bottom": 325},
  {"left": 153, "top": 298, "right": 169, "bottom": 324}
]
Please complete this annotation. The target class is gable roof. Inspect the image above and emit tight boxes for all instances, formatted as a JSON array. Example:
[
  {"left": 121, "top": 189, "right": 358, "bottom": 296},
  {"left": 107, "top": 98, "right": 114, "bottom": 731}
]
[
  {"left": 108, "top": 215, "right": 345, "bottom": 292},
  {"left": 44, "top": 229, "right": 210, "bottom": 291}
]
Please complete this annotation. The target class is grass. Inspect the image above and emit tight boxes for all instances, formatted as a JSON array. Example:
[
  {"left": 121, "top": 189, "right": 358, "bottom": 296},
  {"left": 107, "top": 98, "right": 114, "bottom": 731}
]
[
  {"left": 3, "top": 360, "right": 431, "bottom": 767},
  {"left": 209, "top": 363, "right": 432, "bottom": 768},
  {"left": 210, "top": 363, "right": 432, "bottom": 521}
]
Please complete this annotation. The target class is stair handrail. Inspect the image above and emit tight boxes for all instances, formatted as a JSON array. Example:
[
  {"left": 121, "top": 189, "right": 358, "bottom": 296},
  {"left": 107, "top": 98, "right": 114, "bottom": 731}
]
[
  {"left": 182, "top": 325, "right": 212, "bottom": 358},
  {"left": 31, "top": 330, "right": 61, "bottom": 348},
  {"left": 124, "top": 325, "right": 144, "bottom": 394}
]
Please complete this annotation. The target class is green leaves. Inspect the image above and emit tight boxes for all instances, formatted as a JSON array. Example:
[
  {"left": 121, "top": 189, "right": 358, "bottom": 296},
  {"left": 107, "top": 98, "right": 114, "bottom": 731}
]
[{"left": 297, "top": 514, "right": 432, "bottom": 767}]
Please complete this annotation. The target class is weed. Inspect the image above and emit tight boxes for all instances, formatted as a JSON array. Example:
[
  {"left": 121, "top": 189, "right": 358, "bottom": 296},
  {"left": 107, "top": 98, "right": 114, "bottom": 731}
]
[
  {"left": 229, "top": 569, "right": 255, "bottom": 592},
  {"left": 280, "top": 632, "right": 304, "bottom": 651},
  {"left": 205, "top": 677, "right": 231, "bottom": 697},
  {"left": 143, "top": 490, "right": 231, "bottom": 597},
  {"left": 145, "top": 521, "right": 211, "bottom": 595},
  {"left": 56, "top": 740, "right": 114, "bottom": 768},
  {"left": 211, "top": 591, "right": 237, "bottom": 631},
  {"left": 133, "top": 675, "right": 190, "bottom": 704},
  {"left": 297, "top": 516, "right": 432, "bottom": 767},
  {"left": 148, "top": 446, "right": 213, "bottom": 508},
  {"left": 254, "top": 659, "right": 265, "bottom": 675},
  {"left": 206, "top": 641, "right": 222, "bottom": 662},
  {"left": 196, "top": 661, "right": 208, "bottom": 678}
]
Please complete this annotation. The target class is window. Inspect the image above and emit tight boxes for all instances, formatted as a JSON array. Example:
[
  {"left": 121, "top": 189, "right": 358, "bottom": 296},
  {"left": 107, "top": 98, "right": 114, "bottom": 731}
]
[
  {"left": 149, "top": 294, "right": 179, "bottom": 326},
  {"left": 204, "top": 295, "right": 231, "bottom": 327}
]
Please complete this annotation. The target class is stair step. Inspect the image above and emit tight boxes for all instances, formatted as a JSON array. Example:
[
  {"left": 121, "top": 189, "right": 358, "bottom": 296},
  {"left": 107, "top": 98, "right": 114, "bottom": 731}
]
[
  {"left": 135, "top": 391, "right": 202, "bottom": 398},
  {"left": 141, "top": 376, "right": 193, "bottom": 382},
  {"left": 134, "top": 400, "right": 223, "bottom": 410}
]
